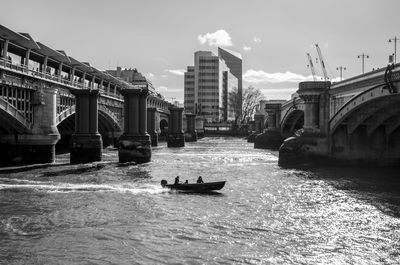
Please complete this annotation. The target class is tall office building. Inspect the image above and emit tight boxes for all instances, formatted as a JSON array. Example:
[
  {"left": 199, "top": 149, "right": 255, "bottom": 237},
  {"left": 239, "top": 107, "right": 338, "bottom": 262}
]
[{"left": 184, "top": 48, "right": 242, "bottom": 123}]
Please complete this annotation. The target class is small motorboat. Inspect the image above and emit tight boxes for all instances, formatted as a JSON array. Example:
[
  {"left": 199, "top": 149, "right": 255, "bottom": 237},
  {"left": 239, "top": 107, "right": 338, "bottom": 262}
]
[{"left": 160, "top": 179, "right": 226, "bottom": 192}]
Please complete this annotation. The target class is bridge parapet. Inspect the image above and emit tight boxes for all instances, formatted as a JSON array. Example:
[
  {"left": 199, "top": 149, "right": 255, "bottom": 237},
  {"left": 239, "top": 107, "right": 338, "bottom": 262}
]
[{"left": 329, "top": 63, "right": 400, "bottom": 119}]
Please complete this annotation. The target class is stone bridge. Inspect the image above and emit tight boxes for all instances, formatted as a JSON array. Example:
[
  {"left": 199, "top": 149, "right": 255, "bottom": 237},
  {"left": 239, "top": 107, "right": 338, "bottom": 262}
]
[
  {"left": 255, "top": 63, "right": 400, "bottom": 166},
  {"left": 0, "top": 25, "right": 194, "bottom": 165}
]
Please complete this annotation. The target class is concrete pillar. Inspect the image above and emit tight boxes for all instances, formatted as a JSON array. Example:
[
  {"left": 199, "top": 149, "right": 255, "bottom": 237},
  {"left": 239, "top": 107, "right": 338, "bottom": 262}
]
[
  {"left": 266, "top": 110, "right": 277, "bottom": 130},
  {"left": 70, "top": 89, "right": 102, "bottom": 164},
  {"left": 91, "top": 75, "right": 95, "bottom": 89},
  {"left": 254, "top": 103, "right": 283, "bottom": 150},
  {"left": 13, "top": 86, "right": 61, "bottom": 164},
  {"left": 1, "top": 39, "right": 9, "bottom": 59},
  {"left": 82, "top": 72, "right": 86, "bottom": 88},
  {"left": 43, "top": 56, "right": 48, "bottom": 74},
  {"left": 24, "top": 48, "right": 31, "bottom": 69},
  {"left": 58, "top": 62, "right": 63, "bottom": 82},
  {"left": 70, "top": 67, "right": 75, "bottom": 83},
  {"left": 195, "top": 117, "right": 204, "bottom": 138},
  {"left": 297, "top": 81, "right": 330, "bottom": 133},
  {"left": 254, "top": 114, "right": 265, "bottom": 133},
  {"left": 0, "top": 86, "right": 61, "bottom": 165},
  {"left": 118, "top": 88, "right": 151, "bottom": 163},
  {"left": 184, "top": 113, "right": 197, "bottom": 142},
  {"left": 278, "top": 81, "right": 331, "bottom": 167},
  {"left": 167, "top": 107, "right": 185, "bottom": 147},
  {"left": 147, "top": 107, "right": 158, "bottom": 146}
]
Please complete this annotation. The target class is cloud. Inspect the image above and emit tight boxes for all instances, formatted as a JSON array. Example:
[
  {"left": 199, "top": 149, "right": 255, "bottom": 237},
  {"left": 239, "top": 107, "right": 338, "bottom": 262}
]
[
  {"left": 157, "top": 86, "right": 168, "bottom": 92},
  {"left": 243, "top": 69, "right": 316, "bottom": 84},
  {"left": 157, "top": 86, "right": 183, "bottom": 93},
  {"left": 145, "top": 73, "right": 154, "bottom": 78},
  {"left": 243, "top": 45, "right": 252, "bottom": 51},
  {"left": 165, "top": 69, "right": 185, "bottom": 76},
  {"left": 253, "top": 37, "right": 261, "bottom": 43},
  {"left": 161, "top": 74, "right": 168, "bottom": 78},
  {"left": 198, "top": 29, "right": 233, "bottom": 47}
]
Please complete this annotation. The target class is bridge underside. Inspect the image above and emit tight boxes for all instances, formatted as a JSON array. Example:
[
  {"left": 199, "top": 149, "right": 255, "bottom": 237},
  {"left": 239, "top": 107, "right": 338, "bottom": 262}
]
[
  {"left": 56, "top": 112, "right": 122, "bottom": 151},
  {"left": 331, "top": 95, "right": 400, "bottom": 165},
  {"left": 281, "top": 110, "right": 304, "bottom": 139},
  {"left": 0, "top": 109, "right": 30, "bottom": 135}
]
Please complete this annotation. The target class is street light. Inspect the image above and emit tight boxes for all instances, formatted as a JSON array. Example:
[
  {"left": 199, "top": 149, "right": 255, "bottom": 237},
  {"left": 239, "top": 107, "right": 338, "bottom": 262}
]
[
  {"left": 357, "top": 53, "right": 369, "bottom": 74},
  {"left": 388, "top": 36, "right": 398, "bottom": 64},
  {"left": 336, "top": 66, "right": 347, "bottom": 81}
]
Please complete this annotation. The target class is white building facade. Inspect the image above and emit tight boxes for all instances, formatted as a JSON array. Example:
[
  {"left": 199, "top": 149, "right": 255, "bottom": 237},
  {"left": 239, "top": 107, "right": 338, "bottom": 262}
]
[{"left": 184, "top": 48, "right": 242, "bottom": 123}]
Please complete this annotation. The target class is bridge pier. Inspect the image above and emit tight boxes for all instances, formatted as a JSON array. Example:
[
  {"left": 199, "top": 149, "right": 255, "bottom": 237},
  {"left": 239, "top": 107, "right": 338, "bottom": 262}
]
[
  {"left": 184, "top": 113, "right": 197, "bottom": 142},
  {"left": 70, "top": 89, "right": 102, "bottom": 164},
  {"left": 167, "top": 107, "right": 185, "bottom": 147},
  {"left": 279, "top": 81, "right": 330, "bottom": 167},
  {"left": 118, "top": 88, "right": 151, "bottom": 163},
  {"left": 147, "top": 107, "right": 158, "bottom": 146},
  {"left": 248, "top": 113, "right": 265, "bottom": 143},
  {"left": 254, "top": 103, "right": 283, "bottom": 150},
  {"left": 1, "top": 86, "right": 61, "bottom": 165}
]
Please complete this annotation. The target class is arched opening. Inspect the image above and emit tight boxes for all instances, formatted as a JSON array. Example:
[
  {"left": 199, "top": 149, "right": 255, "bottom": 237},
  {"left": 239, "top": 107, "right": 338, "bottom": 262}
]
[
  {"left": 56, "top": 111, "right": 122, "bottom": 154},
  {"left": 281, "top": 110, "right": 304, "bottom": 139},
  {"left": 330, "top": 95, "right": 400, "bottom": 165},
  {"left": 160, "top": 119, "right": 168, "bottom": 136},
  {"left": 0, "top": 109, "right": 32, "bottom": 166}
]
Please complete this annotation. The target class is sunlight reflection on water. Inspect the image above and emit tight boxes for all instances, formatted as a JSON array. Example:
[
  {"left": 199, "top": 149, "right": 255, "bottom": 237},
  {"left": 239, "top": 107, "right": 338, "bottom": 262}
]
[{"left": 0, "top": 137, "right": 399, "bottom": 264}]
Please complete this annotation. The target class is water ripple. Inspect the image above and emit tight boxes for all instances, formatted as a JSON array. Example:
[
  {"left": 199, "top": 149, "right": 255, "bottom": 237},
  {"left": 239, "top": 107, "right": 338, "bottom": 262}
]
[{"left": 0, "top": 137, "right": 399, "bottom": 264}]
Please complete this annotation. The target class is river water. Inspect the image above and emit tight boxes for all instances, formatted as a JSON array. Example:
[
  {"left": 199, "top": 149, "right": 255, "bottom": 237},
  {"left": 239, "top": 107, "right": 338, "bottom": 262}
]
[{"left": 0, "top": 137, "right": 399, "bottom": 264}]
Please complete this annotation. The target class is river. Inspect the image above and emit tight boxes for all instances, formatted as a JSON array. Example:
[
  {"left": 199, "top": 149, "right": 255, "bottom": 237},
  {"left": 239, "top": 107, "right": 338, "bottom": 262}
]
[{"left": 0, "top": 137, "right": 399, "bottom": 264}]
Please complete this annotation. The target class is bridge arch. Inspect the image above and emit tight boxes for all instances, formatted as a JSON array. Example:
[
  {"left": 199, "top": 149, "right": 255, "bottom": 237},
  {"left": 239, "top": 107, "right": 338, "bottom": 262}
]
[
  {"left": 56, "top": 105, "right": 121, "bottom": 132},
  {"left": 281, "top": 109, "right": 304, "bottom": 139},
  {"left": 56, "top": 105, "right": 122, "bottom": 149},
  {"left": 330, "top": 84, "right": 400, "bottom": 163},
  {"left": 0, "top": 97, "right": 32, "bottom": 134}
]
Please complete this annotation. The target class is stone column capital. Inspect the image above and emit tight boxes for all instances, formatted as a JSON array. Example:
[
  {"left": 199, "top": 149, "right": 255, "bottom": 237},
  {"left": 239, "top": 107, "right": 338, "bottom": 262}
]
[
  {"left": 254, "top": 113, "right": 265, "bottom": 121},
  {"left": 120, "top": 88, "right": 144, "bottom": 96},
  {"left": 70, "top": 88, "right": 100, "bottom": 97},
  {"left": 299, "top": 94, "right": 320, "bottom": 103}
]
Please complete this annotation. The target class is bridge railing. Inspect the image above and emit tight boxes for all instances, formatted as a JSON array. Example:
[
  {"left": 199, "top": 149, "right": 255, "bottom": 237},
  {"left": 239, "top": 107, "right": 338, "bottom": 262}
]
[{"left": 0, "top": 57, "right": 89, "bottom": 90}]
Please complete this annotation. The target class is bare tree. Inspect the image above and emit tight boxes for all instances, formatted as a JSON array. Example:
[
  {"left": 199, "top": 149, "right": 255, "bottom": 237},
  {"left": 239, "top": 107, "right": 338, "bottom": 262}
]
[
  {"left": 229, "top": 86, "right": 265, "bottom": 124},
  {"left": 241, "top": 86, "right": 264, "bottom": 124},
  {"left": 228, "top": 87, "right": 241, "bottom": 125}
]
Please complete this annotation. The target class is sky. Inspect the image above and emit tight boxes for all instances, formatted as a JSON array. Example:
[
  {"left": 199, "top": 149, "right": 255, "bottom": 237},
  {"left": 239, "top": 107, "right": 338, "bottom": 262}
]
[{"left": 1, "top": 0, "right": 399, "bottom": 102}]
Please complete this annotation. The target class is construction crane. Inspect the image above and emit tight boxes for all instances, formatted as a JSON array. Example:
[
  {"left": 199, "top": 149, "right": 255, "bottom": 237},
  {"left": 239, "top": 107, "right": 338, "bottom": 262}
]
[
  {"left": 315, "top": 44, "right": 329, "bottom": 80},
  {"left": 306, "top": 53, "right": 317, "bottom": 81}
]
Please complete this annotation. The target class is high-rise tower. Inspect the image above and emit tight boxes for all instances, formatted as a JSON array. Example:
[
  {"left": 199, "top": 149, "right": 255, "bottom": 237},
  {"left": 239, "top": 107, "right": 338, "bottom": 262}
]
[{"left": 184, "top": 48, "right": 242, "bottom": 123}]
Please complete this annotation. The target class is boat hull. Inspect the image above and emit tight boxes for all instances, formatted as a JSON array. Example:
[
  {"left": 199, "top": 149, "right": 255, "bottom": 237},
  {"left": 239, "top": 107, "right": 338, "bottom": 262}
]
[{"left": 162, "top": 181, "right": 226, "bottom": 192}]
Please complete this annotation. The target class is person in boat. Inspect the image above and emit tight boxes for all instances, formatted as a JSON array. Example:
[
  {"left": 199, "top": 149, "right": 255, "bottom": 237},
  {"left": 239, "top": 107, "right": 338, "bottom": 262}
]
[
  {"left": 184, "top": 180, "right": 188, "bottom": 184},
  {"left": 174, "top": 176, "right": 180, "bottom": 185},
  {"left": 197, "top": 176, "right": 204, "bottom": 183}
]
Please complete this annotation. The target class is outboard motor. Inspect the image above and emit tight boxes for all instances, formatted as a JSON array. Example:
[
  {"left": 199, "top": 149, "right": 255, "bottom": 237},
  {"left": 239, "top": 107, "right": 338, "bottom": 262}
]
[{"left": 161, "top": 179, "right": 167, "bottom": 187}]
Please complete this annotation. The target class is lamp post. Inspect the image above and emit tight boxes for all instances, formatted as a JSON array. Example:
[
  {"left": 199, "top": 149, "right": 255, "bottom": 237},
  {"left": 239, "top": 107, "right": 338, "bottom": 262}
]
[
  {"left": 336, "top": 66, "right": 347, "bottom": 81},
  {"left": 389, "top": 36, "right": 398, "bottom": 64},
  {"left": 357, "top": 53, "right": 369, "bottom": 74}
]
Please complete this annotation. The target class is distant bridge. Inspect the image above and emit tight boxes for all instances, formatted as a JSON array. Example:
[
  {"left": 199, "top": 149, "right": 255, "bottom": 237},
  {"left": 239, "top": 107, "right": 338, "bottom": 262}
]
[{"left": 256, "top": 63, "right": 400, "bottom": 166}]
